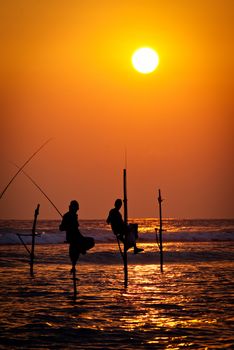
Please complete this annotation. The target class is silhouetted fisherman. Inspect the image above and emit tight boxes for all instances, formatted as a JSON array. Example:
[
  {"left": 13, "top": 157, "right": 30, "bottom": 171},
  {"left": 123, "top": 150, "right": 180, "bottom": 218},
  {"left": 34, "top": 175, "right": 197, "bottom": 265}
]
[
  {"left": 106, "top": 199, "right": 144, "bottom": 254},
  {"left": 59, "top": 200, "right": 95, "bottom": 272}
]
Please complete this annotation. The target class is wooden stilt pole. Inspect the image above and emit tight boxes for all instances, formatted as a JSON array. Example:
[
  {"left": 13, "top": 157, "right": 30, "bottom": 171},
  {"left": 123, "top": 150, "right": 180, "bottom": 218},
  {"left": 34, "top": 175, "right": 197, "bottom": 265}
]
[
  {"left": 72, "top": 268, "right": 77, "bottom": 300},
  {"left": 123, "top": 169, "right": 128, "bottom": 224},
  {"left": 30, "top": 204, "right": 40, "bottom": 277},
  {"left": 123, "top": 168, "right": 128, "bottom": 288},
  {"left": 158, "top": 189, "right": 163, "bottom": 273},
  {"left": 17, "top": 234, "right": 31, "bottom": 255}
]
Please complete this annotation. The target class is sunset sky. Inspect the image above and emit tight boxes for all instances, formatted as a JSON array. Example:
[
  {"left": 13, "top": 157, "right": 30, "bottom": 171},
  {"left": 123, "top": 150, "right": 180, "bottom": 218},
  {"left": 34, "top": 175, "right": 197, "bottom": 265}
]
[{"left": 1, "top": 0, "right": 233, "bottom": 219}]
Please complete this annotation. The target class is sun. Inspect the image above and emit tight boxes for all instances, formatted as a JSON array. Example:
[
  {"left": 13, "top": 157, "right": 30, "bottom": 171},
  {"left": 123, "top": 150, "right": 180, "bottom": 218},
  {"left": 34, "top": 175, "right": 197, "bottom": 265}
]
[{"left": 132, "top": 47, "right": 159, "bottom": 74}]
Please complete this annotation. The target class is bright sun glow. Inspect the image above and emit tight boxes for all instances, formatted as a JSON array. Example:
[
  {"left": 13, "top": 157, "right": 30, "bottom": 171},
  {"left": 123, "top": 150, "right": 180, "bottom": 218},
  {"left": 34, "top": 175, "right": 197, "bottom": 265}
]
[{"left": 132, "top": 47, "right": 159, "bottom": 74}]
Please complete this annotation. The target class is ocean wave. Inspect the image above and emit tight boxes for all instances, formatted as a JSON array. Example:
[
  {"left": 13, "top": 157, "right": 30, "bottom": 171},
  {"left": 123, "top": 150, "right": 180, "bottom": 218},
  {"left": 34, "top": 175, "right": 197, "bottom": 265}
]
[
  {"left": 0, "top": 229, "right": 233, "bottom": 245},
  {"left": 0, "top": 218, "right": 233, "bottom": 244}
]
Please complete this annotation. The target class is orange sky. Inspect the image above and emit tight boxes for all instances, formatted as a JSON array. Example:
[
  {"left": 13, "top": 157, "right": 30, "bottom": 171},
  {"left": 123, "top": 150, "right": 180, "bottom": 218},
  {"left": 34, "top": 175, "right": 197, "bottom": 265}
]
[{"left": 1, "top": 0, "right": 233, "bottom": 219}]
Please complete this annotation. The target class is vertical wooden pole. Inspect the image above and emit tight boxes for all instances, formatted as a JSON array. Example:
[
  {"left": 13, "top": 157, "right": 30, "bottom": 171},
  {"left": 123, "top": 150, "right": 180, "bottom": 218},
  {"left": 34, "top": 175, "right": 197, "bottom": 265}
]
[
  {"left": 72, "top": 269, "right": 77, "bottom": 300},
  {"left": 30, "top": 204, "right": 40, "bottom": 277},
  {"left": 158, "top": 190, "right": 163, "bottom": 273},
  {"left": 123, "top": 168, "right": 128, "bottom": 288},
  {"left": 123, "top": 169, "right": 128, "bottom": 224}
]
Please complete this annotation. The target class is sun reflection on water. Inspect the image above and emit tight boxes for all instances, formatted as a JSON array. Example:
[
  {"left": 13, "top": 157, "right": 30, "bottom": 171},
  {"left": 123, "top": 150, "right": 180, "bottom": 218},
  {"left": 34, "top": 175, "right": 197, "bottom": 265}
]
[
  {"left": 0, "top": 243, "right": 233, "bottom": 349},
  {"left": 114, "top": 263, "right": 224, "bottom": 348}
]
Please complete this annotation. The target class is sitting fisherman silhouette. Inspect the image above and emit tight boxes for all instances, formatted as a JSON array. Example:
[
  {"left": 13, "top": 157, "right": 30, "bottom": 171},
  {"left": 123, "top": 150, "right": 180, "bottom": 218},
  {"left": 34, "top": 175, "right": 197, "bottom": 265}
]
[
  {"left": 59, "top": 200, "right": 95, "bottom": 272},
  {"left": 106, "top": 199, "right": 143, "bottom": 254}
]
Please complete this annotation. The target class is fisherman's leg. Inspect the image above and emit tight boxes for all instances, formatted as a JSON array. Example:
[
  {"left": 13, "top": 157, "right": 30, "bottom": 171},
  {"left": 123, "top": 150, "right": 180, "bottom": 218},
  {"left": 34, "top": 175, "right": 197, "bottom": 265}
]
[
  {"left": 117, "top": 233, "right": 124, "bottom": 243},
  {"left": 83, "top": 237, "right": 95, "bottom": 251},
  {"left": 128, "top": 223, "right": 144, "bottom": 254},
  {"left": 78, "top": 236, "right": 95, "bottom": 254},
  {"left": 133, "top": 244, "right": 144, "bottom": 254}
]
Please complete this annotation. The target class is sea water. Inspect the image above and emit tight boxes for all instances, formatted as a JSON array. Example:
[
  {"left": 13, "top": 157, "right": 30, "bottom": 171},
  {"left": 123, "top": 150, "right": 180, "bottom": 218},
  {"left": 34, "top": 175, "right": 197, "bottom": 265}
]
[{"left": 0, "top": 219, "right": 233, "bottom": 349}]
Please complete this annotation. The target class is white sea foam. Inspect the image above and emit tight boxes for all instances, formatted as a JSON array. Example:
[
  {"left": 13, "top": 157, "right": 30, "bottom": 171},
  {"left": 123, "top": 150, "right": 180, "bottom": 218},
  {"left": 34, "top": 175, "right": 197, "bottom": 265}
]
[{"left": 0, "top": 218, "right": 233, "bottom": 245}]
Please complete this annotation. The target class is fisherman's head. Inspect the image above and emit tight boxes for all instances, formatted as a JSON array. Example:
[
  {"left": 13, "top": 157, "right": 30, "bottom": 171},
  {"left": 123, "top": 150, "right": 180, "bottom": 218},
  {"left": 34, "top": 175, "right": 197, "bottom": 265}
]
[
  {"left": 69, "top": 200, "right": 79, "bottom": 212},
  {"left": 114, "top": 198, "right": 122, "bottom": 210}
]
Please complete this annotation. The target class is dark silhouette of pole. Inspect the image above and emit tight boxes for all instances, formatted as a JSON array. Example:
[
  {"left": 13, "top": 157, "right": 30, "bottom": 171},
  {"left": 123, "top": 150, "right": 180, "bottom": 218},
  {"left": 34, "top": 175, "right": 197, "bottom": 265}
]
[
  {"left": 123, "top": 169, "right": 128, "bottom": 224},
  {"left": 30, "top": 204, "right": 40, "bottom": 277},
  {"left": 123, "top": 168, "right": 128, "bottom": 288},
  {"left": 17, "top": 204, "right": 40, "bottom": 276},
  {"left": 17, "top": 234, "right": 31, "bottom": 255},
  {"left": 72, "top": 269, "right": 78, "bottom": 300},
  {"left": 158, "top": 189, "right": 163, "bottom": 273}
]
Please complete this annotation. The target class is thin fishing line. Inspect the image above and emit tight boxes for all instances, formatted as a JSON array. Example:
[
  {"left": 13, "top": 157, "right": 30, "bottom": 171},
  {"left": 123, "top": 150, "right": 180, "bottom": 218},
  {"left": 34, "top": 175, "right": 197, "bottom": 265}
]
[
  {"left": 12, "top": 162, "right": 62, "bottom": 218},
  {"left": 0, "top": 138, "right": 52, "bottom": 199}
]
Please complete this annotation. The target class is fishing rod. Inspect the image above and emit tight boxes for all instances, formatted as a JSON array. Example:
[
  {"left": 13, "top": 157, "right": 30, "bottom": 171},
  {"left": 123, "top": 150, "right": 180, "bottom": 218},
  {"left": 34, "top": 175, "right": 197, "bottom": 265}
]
[
  {"left": 0, "top": 138, "right": 52, "bottom": 199},
  {"left": 12, "top": 162, "right": 62, "bottom": 218}
]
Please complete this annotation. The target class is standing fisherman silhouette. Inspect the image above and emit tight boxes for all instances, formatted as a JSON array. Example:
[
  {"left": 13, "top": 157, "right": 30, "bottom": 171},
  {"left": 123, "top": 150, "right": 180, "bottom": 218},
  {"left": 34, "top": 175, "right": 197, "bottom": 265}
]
[
  {"left": 59, "top": 200, "right": 95, "bottom": 272},
  {"left": 107, "top": 199, "right": 144, "bottom": 254}
]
